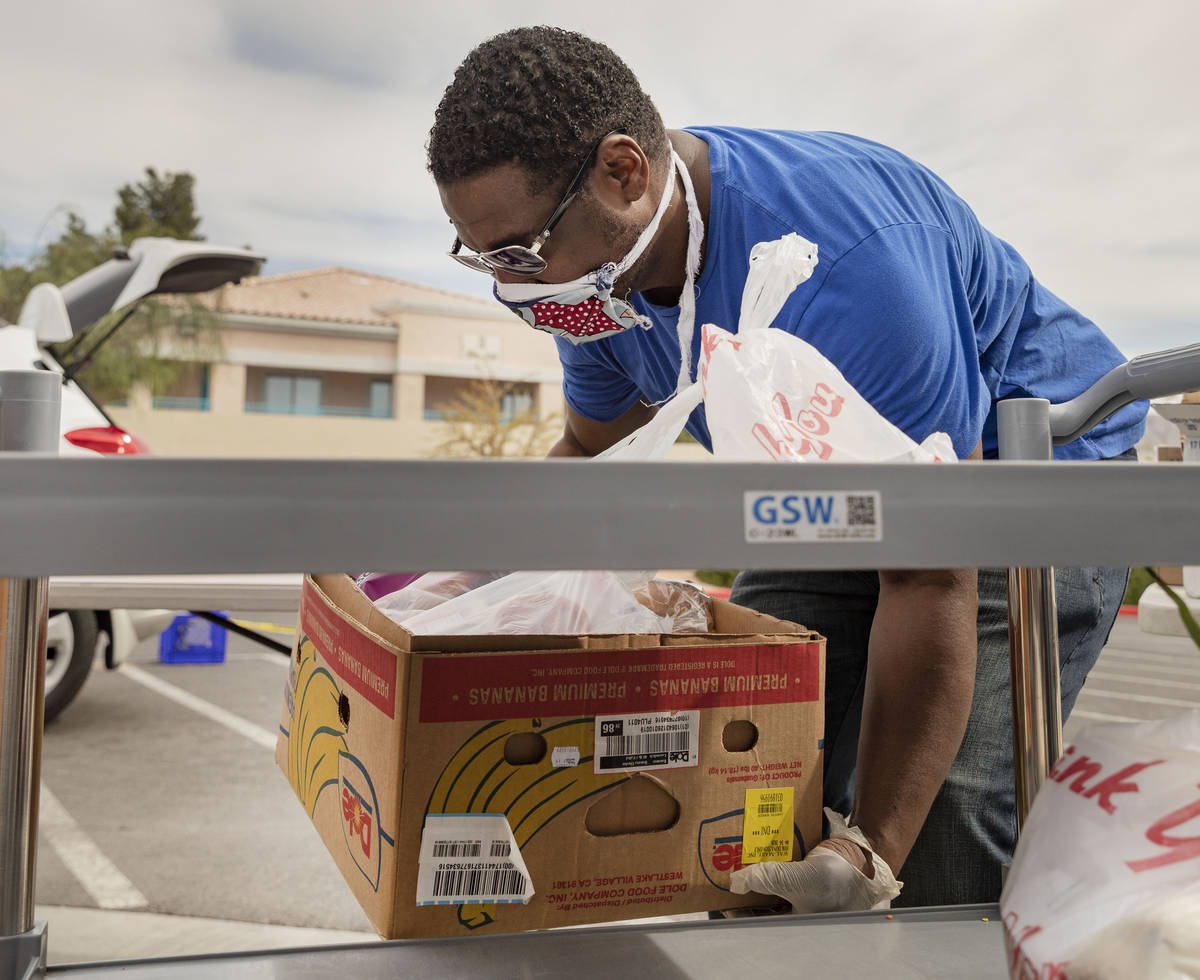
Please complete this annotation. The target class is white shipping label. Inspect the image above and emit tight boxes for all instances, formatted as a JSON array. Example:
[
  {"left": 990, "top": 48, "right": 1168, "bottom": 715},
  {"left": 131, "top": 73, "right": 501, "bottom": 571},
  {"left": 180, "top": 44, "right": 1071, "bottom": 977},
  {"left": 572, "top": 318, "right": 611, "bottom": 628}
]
[
  {"left": 593, "top": 710, "right": 700, "bottom": 774},
  {"left": 744, "top": 490, "right": 881, "bottom": 543},
  {"left": 416, "top": 813, "right": 534, "bottom": 906},
  {"left": 551, "top": 746, "right": 580, "bottom": 768}
]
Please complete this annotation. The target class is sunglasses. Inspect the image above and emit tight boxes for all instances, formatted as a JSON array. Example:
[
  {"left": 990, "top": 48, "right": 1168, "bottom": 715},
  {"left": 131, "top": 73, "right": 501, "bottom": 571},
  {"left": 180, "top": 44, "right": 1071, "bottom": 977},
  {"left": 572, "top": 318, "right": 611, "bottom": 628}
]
[{"left": 448, "top": 131, "right": 619, "bottom": 277}]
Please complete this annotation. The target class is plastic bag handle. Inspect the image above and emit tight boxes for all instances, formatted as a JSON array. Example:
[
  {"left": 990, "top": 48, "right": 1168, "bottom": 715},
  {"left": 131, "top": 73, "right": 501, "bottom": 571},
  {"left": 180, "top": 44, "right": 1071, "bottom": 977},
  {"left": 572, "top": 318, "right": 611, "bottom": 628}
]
[{"left": 737, "top": 234, "right": 819, "bottom": 333}]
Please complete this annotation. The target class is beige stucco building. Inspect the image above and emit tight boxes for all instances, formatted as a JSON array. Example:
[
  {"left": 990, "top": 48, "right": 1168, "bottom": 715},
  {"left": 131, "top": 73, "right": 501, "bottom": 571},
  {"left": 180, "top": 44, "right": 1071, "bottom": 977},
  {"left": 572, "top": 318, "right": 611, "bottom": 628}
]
[{"left": 108, "top": 268, "right": 569, "bottom": 458}]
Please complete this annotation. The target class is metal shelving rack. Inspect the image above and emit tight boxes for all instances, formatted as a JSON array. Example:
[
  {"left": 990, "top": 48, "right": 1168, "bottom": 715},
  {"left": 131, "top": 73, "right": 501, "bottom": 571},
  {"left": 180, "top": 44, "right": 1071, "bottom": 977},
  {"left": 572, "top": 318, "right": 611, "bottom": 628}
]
[{"left": 3, "top": 366, "right": 1200, "bottom": 977}]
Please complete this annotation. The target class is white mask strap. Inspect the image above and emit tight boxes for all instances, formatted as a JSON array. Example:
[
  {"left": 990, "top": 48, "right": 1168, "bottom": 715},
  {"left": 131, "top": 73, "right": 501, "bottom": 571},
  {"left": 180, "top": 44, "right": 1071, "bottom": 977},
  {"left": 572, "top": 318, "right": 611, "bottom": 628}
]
[
  {"left": 672, "top": 149, "right": 704, "bottom": 395},
  {"left": 495, "top": 151, "right": 679, "bottom": 303},
  {"left": 611, "top": 149, "right": 679, "bottom": 279}
]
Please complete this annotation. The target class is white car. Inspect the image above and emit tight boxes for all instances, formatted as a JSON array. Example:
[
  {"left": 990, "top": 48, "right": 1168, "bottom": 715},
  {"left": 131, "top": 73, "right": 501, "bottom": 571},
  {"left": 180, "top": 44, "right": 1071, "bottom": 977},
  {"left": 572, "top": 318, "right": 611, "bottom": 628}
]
[{"left": 4, "top": 237, "right": 263, "bottom": 721}]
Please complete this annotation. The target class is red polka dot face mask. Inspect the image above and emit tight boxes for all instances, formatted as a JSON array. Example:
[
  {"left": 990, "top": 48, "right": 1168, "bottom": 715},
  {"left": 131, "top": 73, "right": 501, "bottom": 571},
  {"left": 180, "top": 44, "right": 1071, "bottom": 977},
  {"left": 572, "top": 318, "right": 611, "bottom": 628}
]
[
  {"left": 495, "top": 275, "right": 650, "bottom": 342},
  {"left": 494, "top": 151, "right": 683, "bottom": 345}
]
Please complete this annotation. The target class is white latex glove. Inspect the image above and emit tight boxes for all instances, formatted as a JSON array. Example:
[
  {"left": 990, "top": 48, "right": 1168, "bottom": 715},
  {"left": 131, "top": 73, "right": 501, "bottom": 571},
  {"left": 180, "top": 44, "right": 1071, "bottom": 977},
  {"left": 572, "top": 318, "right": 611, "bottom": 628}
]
[{"left": 728, "top": 808, "right": 902, "bottom": 914}]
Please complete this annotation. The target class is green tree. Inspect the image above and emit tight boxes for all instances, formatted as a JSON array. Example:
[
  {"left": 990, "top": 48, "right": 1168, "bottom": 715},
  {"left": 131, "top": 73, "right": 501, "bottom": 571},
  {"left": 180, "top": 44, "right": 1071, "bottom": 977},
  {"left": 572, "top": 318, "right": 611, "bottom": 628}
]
[
  {"left": 0, "top": 212, "right": 112, "bottom": 323},
  {"left": 40, "top": 211, "right": 115, "bottom": 279},
  {"left": 114, "top": 168, "right": 203, "bottom": 243},
  {"left": 59, "top": 298, "right": 221, "bottom": 406},
  {"left": 1, "top": 168, "right": 223, "bottom": 405},
  {"left": 0, "top": 263, "right": 33, "bottom": 325}
]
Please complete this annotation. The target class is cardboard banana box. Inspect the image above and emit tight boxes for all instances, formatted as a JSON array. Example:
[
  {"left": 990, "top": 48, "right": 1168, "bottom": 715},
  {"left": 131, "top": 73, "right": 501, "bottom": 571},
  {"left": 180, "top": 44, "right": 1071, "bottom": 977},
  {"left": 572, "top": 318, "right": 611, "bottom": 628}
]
[{"left": 276, "top": 573, "right": 825, "bottom": 939}]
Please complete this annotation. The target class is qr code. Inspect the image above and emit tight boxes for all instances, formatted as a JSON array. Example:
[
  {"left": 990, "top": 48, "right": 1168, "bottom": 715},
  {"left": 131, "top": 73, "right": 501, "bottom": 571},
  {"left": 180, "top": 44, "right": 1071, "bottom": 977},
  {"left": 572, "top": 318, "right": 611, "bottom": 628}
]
[{"left": 847, "top": 495, "right": 877, "bottom": 526}]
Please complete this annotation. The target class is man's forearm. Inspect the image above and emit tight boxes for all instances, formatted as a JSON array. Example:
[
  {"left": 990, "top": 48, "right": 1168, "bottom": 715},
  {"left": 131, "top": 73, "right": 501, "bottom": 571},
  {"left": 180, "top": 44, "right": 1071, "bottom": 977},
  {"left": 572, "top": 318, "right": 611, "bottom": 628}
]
[{"left": 850, "top": 569, "right": 978, "bottom": 874}]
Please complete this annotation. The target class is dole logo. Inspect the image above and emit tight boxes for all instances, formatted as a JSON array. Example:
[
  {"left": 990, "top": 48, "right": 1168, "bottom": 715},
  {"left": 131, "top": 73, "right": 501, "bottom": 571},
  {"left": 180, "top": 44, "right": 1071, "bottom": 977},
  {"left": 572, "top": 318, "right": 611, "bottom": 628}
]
[
  {"left": 697, "top": 808, "right": 805, "bottom": 890},
  {"left": 712, "top": 837, "right": 744, "bottom": 873},
  {"left": 697, "top": 809, "right": 748, "bottom": 889},
  {"left": 338, "top": 751, "right": 382, "bottom": 890}
]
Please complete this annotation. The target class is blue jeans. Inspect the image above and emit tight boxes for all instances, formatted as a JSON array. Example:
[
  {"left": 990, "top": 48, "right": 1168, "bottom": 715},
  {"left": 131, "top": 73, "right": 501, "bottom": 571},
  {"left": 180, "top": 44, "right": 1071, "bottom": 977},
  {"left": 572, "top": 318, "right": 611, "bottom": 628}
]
[{"left": 730, "top": 561, "right": 1128, "bottom": 907}]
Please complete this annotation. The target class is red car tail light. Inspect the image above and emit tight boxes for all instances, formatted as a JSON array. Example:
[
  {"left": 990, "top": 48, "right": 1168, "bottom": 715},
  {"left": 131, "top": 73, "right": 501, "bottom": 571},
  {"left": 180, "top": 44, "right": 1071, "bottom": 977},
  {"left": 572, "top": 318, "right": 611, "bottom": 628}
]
[{"left": 64, "top": 425, "right": 151, "bottom": 456}]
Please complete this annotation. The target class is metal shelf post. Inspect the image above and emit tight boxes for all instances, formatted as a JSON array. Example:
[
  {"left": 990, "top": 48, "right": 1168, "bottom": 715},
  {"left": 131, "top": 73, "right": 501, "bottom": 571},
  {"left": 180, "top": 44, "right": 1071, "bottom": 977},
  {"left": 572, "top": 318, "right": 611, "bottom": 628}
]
[
  {"left": 998, "top": 398, "right": 1063, "bottom": 828},
  {"left": 999, "top": 340, "right": 1200, "bottom": 827},
  {"left": 0, "top": 371, "right": 60, "bottom": 980}
]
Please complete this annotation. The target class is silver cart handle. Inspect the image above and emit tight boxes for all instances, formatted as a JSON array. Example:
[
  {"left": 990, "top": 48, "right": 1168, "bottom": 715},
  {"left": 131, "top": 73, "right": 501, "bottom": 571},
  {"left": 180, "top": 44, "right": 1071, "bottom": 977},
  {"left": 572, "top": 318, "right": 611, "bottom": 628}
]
[{"left": 1049, "top": 341, "right": 1200, "bottom": 445}]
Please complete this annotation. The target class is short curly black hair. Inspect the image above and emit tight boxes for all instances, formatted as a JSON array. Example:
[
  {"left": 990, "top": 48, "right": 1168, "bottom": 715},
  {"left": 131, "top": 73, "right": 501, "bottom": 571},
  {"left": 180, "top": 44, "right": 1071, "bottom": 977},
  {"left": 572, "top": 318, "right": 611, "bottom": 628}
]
[{"left": 427, "top": 26, "right": 669, "bottom": 195}]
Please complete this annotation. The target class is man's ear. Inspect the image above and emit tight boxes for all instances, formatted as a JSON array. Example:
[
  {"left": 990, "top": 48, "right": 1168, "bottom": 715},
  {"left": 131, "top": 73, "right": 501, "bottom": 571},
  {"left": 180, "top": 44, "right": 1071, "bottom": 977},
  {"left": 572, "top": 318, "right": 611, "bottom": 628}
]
[{"left": 593, "top": 134, "right": 651, "bottom": 206}]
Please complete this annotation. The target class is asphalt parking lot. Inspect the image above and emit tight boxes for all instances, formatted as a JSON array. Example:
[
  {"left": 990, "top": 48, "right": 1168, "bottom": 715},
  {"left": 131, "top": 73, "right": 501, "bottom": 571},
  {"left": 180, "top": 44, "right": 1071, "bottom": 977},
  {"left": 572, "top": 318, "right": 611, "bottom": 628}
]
[
  {"left": 32, "top": 609, "right": 1200, "bottom": 965},
  {"left": 35, "top": 609, "right": 377, "bottom": 964}
]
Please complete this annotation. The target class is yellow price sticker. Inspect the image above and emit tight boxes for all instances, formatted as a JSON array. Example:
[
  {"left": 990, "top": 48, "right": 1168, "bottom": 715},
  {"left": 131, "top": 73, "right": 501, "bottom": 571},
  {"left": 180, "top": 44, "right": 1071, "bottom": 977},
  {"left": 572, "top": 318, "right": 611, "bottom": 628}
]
[{"left": 740, "top": 787, "right": 794, "bottom": 864}]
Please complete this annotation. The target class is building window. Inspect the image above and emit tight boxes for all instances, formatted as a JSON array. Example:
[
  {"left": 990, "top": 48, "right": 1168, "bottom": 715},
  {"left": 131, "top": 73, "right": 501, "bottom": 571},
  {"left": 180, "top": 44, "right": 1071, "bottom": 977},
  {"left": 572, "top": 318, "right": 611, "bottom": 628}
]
[
  {"left": 422, "top": 376, "right": 539, "bottom": 422},
  {"left": 253, "top": 374, "right": 323, "bottom": 415},
  {"left": 423, "top": 376, "right": 469, "bottom": 421},
  {"left": 499, "top": 389, "right": 534, "bottom": 422},
  {"left": 244, "top": 371, "right": 398, "bottom": 418},
  {"left": 152, "top": 363, "right": 211, "bottom": 411},
  {"left": 368, "top": 379, "right": 392, "bottom": 419}
]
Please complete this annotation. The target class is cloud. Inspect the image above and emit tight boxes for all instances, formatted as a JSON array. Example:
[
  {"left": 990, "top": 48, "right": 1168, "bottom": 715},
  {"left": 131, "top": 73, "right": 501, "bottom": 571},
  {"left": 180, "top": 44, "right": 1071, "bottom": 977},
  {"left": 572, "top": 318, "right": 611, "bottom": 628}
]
[
  {"left": 1095, "top": 311, "right": 1200, "bottom": 359},
  {"left": 1, "top": 0, "right": 1197, "bottom": 353},
  {"left": 220, "top": 5, "right": 393, "bottom": 88},
  {"left": 1136, "top": 240, "right": 1200, "bottom": 260}
]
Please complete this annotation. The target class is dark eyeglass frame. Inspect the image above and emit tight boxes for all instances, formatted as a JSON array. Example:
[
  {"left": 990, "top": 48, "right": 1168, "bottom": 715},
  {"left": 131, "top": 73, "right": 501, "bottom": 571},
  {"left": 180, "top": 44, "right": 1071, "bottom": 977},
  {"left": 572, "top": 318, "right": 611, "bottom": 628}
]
[{"left": 448, "top": 131, "right": 620, "bottom": 277}]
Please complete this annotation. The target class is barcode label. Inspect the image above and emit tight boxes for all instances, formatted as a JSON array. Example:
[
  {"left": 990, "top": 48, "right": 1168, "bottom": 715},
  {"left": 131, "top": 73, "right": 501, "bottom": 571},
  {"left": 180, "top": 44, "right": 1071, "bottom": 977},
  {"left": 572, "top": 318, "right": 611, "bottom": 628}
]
[
  {"left": 551, "top": 746, "right": 580, "bottom": 768},
  {"left": 602, "top": 730, "right": 691, "bottom": 757},
  {"left": 744, "top": 491, "right": 882, "bottom": 542},
  {"left": 431, "top": 864, "right": 527, "bottom": 898},
  {"left": 432, "top": 840, "right": 481, "bottom": 857},
  {"left": 417, "top": 813, "right": 534, "bottom": 906},
  {"left": 594, "top": 711, "right": 700, "bottom": 774},
  {"left": 742, "top": 787, "right": 795, "bottom": 865}
]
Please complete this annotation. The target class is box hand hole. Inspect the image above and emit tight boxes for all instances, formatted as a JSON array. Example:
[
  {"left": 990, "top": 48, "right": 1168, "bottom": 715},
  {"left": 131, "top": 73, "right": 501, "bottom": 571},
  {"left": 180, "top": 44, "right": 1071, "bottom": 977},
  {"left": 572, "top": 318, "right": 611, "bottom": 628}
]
[
  {"left": 338, "top": 694, "right": 350, "bottom": 729},
  {"left": 584, "top": 774, "right": 680, "bottom": 837},
  {"left": 503, "top": 731, "right": 547, "bottom": 765},
  {"left": 722, "top": 720, "right": 758, "bottom": 752}
]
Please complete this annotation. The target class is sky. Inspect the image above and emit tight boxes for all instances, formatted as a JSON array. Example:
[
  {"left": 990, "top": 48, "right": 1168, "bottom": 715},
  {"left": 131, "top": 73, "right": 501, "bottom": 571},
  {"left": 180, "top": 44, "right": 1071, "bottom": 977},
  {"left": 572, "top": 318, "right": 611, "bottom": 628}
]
[{"left": 2, "top": 0, "right": 1198, "bottom": 357}]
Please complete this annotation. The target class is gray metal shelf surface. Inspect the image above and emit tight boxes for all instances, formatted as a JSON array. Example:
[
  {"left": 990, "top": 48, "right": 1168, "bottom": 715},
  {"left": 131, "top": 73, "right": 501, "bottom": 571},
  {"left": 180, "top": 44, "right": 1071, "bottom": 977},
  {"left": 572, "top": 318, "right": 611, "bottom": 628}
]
[
  {"left": 4, "top": 456, "right": 1200, "bottom": 575},
  {"left": 48, "top": 905, "right": 1006, "bottom": 979},
  {"left": 46, "top": 574, "right": 304, "bottom": 611},
  {"left": 3, "top": 454, "right": 1195, "bottom": 978}
]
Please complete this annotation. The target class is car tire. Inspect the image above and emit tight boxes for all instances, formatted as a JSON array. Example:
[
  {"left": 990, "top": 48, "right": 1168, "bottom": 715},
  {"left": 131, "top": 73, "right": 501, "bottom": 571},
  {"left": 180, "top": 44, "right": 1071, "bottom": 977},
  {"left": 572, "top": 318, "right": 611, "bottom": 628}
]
[{"left": 44, "top": 610, "right": 99, "bottom": 723}]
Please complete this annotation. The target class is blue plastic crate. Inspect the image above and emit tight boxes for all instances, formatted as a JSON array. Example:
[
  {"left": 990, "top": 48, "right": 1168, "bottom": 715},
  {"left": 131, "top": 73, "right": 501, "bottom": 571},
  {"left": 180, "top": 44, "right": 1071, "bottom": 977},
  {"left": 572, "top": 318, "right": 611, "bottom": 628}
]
[{"left": 159, "top": 613, "right": 228, "bottom": 664}]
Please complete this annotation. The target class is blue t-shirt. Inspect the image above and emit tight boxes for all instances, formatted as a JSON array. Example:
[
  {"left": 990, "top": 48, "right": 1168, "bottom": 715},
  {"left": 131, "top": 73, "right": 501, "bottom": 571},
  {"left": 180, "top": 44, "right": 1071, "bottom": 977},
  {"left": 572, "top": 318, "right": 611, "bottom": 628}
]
[{"left": 555, "top": 127, "right": 1146, "bottom": 459}]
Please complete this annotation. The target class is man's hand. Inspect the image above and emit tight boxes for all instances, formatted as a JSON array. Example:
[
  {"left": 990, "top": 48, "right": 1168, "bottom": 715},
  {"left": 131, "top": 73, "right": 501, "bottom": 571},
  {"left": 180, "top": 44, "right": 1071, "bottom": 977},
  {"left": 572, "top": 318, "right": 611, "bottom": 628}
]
[{"left": 728, "top": 809, "right": 901, "bottom": 913}]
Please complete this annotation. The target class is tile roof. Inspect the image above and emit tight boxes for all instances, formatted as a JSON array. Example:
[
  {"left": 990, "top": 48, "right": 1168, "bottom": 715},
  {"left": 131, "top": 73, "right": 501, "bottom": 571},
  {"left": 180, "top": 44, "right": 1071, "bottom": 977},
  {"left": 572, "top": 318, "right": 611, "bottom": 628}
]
[{"left": 199, "top": 267, "right": 496, "bottom": 326}]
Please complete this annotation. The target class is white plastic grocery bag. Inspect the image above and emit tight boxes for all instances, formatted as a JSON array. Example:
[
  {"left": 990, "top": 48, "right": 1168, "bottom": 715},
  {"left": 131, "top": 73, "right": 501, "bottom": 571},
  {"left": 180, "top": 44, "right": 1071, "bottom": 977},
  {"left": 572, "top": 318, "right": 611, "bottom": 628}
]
[
  {"left": 999, "top": 710, "right": 1200, "bottom": 979},
  {"left": 701, "top": 319, "right": 954, "bottom": 462},
  {"left": 376, "top": 569, "right": 712, "bottom": 636},
  {"left": 602, "top": 233, "right": 955, "bottom": 463}
]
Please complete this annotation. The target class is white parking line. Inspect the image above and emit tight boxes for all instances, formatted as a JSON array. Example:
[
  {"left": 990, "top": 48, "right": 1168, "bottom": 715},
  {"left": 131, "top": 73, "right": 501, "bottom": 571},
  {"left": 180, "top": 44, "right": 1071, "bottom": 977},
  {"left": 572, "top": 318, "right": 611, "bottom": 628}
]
[
  {"left": 1096, "top": 657, "right": 1200, "bottom": 678},
  {"left": 39, "top": 783, "right": 148, "bottom": 910},
  {"left": 1088, "top": 671, "right": 1200, "bottom": 692},
  {"left": 1070, "top": 709, "right": 1140, "bottom": 723},
  {"left": 1101, "top": 649, "right": 1200, "bottom": 669},
  {"left": 226, "top": 651, "right": 290, "bottom": 667},
  {"left": 1081, "top": 689, "right": 1200, "bottom": 709},
  {"left": 121, "top": 664, "right": 278, "bottom": 750}
]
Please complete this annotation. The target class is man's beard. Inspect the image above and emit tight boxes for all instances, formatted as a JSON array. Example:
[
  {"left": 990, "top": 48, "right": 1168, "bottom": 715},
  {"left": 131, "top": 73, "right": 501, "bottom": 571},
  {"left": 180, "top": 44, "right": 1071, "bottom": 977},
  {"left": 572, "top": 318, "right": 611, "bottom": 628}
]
[{"left": 581, "top": 193, "right": 655, "bottom": 298}]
